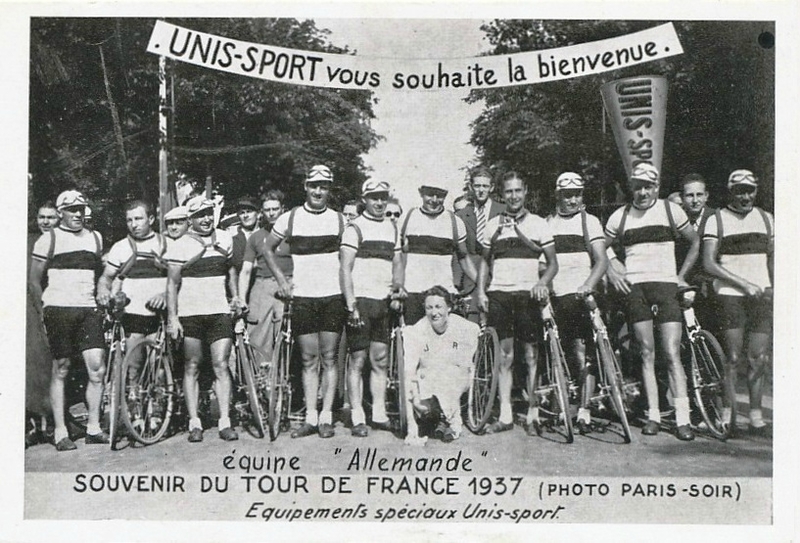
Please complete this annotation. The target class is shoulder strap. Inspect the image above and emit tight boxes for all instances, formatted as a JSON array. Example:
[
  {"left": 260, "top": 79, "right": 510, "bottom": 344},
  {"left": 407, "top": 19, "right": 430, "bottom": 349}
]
[
  {"left": 663, "top": 199, "right": 678, "bottom": 239},
  {"left": 757, "top": 207, "right": 772, "bottom": 239},
  {"left": 93, "top": 230, "right": 102, "bottom": 257},
  {"left": 512, "top": 222, "right": 543, "bottom": 255},
  {"left": 348, "top": 222, "right": 363, "bottom": 248},
  {"left": 47, "top": 228, "right": 56, "bottom": 262},
  {"left": 715, "top": 208, "right": 724, "bottom": 241},
  {"left": 337, "top": 211, "right": 344, "bottom": 240},
  {"left": 399, "top": 208, "right": 415, "bottom": 250},
  {"left": 117, "top": 235, "right": 139, "bottom": 280},
  {"left": 447, "top": 210, "right": 461, "bottom": 255},
  {"left": 617, "top": 204, "right": 632, "bottom": 242},
  {"left": 581, "top": 208, "right": 594, "bottom": 265},
  {"left": 286, "top": 207, "right": 298, "bottom": 242}
]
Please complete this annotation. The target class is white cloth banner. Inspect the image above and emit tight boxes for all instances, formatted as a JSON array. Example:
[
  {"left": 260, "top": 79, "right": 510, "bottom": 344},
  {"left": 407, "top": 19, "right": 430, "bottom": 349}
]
[{"left": 147, "top": 21, "right": 683, "bottom": 91}]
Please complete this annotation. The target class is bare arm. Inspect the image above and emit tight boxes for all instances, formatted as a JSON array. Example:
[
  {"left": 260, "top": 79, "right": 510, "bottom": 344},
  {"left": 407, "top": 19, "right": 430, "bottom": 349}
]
[
  {"left": 263, "top": 233, "right": 292, "bottom": 298},
  {"left": 604, "top": 233, "right": 630, "bottom": 295},
  {"left": 166, "top": 263, "right": 183, "bottom": 340},
  {"left": 28, "top": 259, "right": 46, "bottom": 316},
  {"left": 456, "top": 242, "right": 478, "bottom": 284},
  {"left": 96, "top": 263, "right": 117, "bottom": 307},
  {"left": 579, "top": 240, "right": 609, "bottom": 295},
  {"left": 391, "top": 250, "right": 405, "bottom": 294},
  {"left": 476, "top": 257, "right": 489, "bottom": 312},
  {"left": 339, "top": 247, "right": 357, "bottom": 312},
  {"left": 238, "top": 260, "right": 254, "bottom": 305},
  {"left": 533, "top": 245, "right": 558, "bottom": 302},
  {"left": 702, "top": 238, "right": 762, "bottom": 297},
  {"left": 676, "top": 225, "right": 700, "bottom": 287}
]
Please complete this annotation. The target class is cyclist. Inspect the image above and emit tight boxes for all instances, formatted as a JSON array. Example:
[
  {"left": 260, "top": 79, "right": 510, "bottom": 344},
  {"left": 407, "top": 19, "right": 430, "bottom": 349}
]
[
  {"left": 165, "top": 195, "right": 242, "bottom": 443},
  {"left": 546, "top": 172, "right": 608, "bottom": 434},
  {"left": 604, "top": 163, "right": 699, "bottom": 441},
  {"left": 29, "top": 190, "right": 107, "bottom": 451},
  {"left": 340, "top": 180, "right": 404, "bottom": 437},
  {"left": 400, "top": 180, "right": 477, "bottom": 325},
  {"left": 96, "top": 200, "right": 167, "bottom": 358},
  {"left": 702, "top": 169, "right": 773, "bottom": 437},
  {"left": 263, "top": 165, "right": 344, "bottom": 439},
  {"left": 238, "top": 190, "right": 293, "bottom": 359},
  {"left": 403, "top": 286, "right": 480, "bottom": 444},
  {"left": 476, "top": 171, "right": 558, "bottom": 435},
  {"left": 164, "top": 206, "right": 189, "bottom": 240}
]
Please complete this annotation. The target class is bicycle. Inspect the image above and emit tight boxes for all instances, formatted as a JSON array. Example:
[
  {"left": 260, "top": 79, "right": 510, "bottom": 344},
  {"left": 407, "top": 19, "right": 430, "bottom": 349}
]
[
  {"left": 267, "top": 297, "right": 296, "bottom": 440},
  {"left": 528, "top": 299, "right": 574, "bottom": 443},
  {"left": 583, "top": 292, "right": 634, "bottom": 444},
  {"left": 679, "top": 287, "right": 734, "bottom": 440},
  {"left": 120, "top": 312, "right": 175, "bottom": 445},
  {"left": 464, "top": 317, "right": 500, "bottom": 434},
  {"left": 103, "top": 293, "right": 129, "bottom": 450},
  {"left": 231, "top": 311, "right": 271, "bottom": 438}
]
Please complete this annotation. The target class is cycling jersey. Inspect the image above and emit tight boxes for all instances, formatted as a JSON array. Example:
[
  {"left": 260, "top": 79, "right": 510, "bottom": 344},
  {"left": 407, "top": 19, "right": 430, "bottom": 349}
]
[
  {"left": 271, "top": 205, "right": 342, "bottom": 298},
  {"left": 546, "top": 210, "right": 604, "bottom": 296},
  {"left": 105, "top": 233, "right": 166, "bottom": 316},
  {"left": 703, "top": 206, "right": 773, "bottom": 296},
  {"left": 31, "top": 226, "right": 102, "bottom": 308},
  {"left": 341, "top": 212, "right": 399, "bottom": 300},
  {"left": 164, "top": 229, "right": 233, "bottom": 317},
  {"left": 484, "top": 211, "right": 554, "bottom": 293},
  {"left": 401, "top": 208, "right": 467, "bottom": 294},
  {"left": 604, "top": 199, "right": 689, "bottom": 284}
]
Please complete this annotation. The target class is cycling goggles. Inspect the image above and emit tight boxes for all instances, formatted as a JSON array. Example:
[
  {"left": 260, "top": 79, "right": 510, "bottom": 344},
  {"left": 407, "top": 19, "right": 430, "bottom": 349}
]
[
  {"left": 361, "top": 179, "right": 390, "bottom": 196},
  {"left": 727, "top": 169, "right": 758, "bottom": 189},
  {"left": 555, "top": 172, "right": 584, "bottom": 190},
  {"left": 306, "top": 164, "right": 333, "bottom": 183},
  {"left": 629, "top": 163, "right": 660, "bottom": 184},
  {"left": 56, "top": 190, "right": 88, "bottom": 210}
]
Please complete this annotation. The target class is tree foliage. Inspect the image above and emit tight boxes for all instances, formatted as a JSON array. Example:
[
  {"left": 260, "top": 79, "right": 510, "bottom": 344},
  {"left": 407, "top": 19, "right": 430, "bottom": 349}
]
[
  {"left": 29, "top": 18, "right": 379, "bottom": 239},
  {"left": 468, "top": 20, "right": 775, "bottom": 217}
]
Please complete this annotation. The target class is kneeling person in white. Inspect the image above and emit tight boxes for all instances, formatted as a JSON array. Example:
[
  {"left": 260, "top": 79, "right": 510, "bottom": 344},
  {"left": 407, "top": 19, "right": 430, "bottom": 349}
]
[{"left": 403, "top": 286, "right": 480, "bottom": 444}]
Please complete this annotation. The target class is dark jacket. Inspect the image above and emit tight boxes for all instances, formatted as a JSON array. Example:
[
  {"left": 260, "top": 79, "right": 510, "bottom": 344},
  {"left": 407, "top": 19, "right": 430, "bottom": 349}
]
[{"left": 456, "top": 198, "right": 505, "bottom": 257}]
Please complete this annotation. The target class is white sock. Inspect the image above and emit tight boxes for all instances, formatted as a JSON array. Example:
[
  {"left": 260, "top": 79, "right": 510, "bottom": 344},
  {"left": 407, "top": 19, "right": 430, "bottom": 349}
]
[
  {"left": 648, "top": 408, "right": 661, "bottom": 423},
  {"left": 674, "top": 397, "right": 691, "bottom": 427},
  {"left": 189, "top": 417, "right": 203, "bottom": 431},
  {"left": 351, "top": 406, "right": 366, "bottom": 426},
  {"left": 306, "top": 409, "right": 318, "bottom": 426},
  {"left": 372, "top": 404, "right": 388, "bottom": 424},
  {"left": 722, "top": 407, "right": 733, "bottom": 424},
  {"left": 86, "top": 423, "right": 102, "bottom": 436},
  {"left": 319, "top": 410, "right": 332, "bottom": 425},
  {"left": 749, "top": 409, "right": 765, "bottom": 428},
  {"left": 54, "top": 426, "right": 68, "bottom": 443},
  {"left": 499, "top": 402, "right": 513, "bottom": 424},
  {"left": 525, "top": 406, "right": 539, "bottom": 425},
  {"left": 577, "top": 408, "right": 591, "bottom": 423},
  {"left": 218, "top": 416, "right": 231, "bottom": 430}
]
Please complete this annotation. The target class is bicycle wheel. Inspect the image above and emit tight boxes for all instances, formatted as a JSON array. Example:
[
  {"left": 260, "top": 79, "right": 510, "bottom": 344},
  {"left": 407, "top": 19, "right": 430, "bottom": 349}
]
[
  {"left": 547, "top": 333, "right": 574, "bottom": 444},
  {"left": 268, "top": 332, "right": 290, "bottom": 441},
  {"left": 597, "top": 337, "right": 633, "bottom": 443},
  {"left": 239, "top": 342, "right": 270, "bottom": 438},
  {"left": 690, "top": 330, "right": 733, "bottom": 439},
  {"left": 466, "top": 327, "right": 500, "bottom": 433},
  {"left": 108, "top": 342, "right": 124, "bottom": 450},
  {"left": 392, "top": 328, "right": 408, "bottom": 438},
  {"left": 121, "top": 339, "right": 174, "bottom": 445}
]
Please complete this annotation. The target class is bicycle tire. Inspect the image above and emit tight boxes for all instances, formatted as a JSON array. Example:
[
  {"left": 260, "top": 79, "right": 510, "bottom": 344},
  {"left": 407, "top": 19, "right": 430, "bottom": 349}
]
[
  {"left": 239, "top": 342, "right": 270, "bottom": 438},
  {"left": 268, "top": 332, "right": 290, "bottom": 441},
  {"left": 108, "top": 340, "right": 124, "bottom": 450},
  {"left": 393, "top": 327, "right": 408, "bottom": 438},
  {"left": 597, "top": 336, "right": 633, "bottom": 444},
  {"left": 690, "top": 330, "right": 733, "bottom": 440},
  {"left": 548, "top": 333, "right": 574, "bottom": 444},
  {"left": 466, "top": 327, "right": 500, "bottom": 434},
  {"left": 121, "top": 338, "right": 175, "bottom": 445}
]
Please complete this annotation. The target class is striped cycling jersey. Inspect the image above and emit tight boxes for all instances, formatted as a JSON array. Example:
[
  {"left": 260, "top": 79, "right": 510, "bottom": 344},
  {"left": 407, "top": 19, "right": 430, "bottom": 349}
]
[
  {"left": 401, "top": 208, "right": 467, "bottom": 294},
  {"left": 605, "top": 200, "right": 688, "bottom": 285},
  {"left": 164, "top": 229, "right": 233, "bottom": 317},
  {"left": 546, "top": 210, "right": 604, "bottom": 296},
  {"left": 271, "top": 205, "right": 343, "bottom": 298},
  {"left": 703, "top": 206, "right": 773, "bottom": 296},
  {"left": 31, "top": 226, "right": 102, "bottom": 308},
  {"left": 341, "top": 212, "right": 400, "bottom": 300},
  {"left": 106, "top": 234, "right": 167, "bottom": 316},
  {"left": 485, "top": 211, "right": 554, "bottom": 293}
]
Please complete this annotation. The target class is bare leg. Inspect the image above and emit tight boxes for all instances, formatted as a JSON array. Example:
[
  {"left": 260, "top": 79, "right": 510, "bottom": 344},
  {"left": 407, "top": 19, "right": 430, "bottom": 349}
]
[{"left": 369, "top": 341, "right": 389, "bottom": 423}]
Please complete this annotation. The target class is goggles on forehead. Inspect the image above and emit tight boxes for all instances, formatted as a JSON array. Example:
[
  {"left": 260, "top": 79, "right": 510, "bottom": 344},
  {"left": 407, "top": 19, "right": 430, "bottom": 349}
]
[
  {"left": 556, "top": 176, "right": 584, "bottom": 190},
  {"left": 307, "top": 165, "right": 333, "bottom": 182},
  {"left": 729, "top": 171, "right": 756, "bottom": 183}
]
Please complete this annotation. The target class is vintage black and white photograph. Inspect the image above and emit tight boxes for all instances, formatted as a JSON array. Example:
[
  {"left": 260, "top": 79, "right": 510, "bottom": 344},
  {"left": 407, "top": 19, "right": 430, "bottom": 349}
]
[{"left": 3, "top": 1, "right": 797, "bottom": 540}]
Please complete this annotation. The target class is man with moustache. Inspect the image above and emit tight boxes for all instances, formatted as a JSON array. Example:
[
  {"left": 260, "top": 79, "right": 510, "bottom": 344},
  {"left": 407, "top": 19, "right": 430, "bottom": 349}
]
[
  {"left": 702, "top": 169, "right": 773, "bottom": 437},
  {"left": 165, "top": 196, "right": 242, "bottom": 443},
  {"left": 29, "top": 190, "right": 106, "bottom": 451},
  {"left": 263, "top": 165, "right": 345, "bottom": 439},
  {"left": 605, "top": 164, "right": 699, "bottom": 441}
]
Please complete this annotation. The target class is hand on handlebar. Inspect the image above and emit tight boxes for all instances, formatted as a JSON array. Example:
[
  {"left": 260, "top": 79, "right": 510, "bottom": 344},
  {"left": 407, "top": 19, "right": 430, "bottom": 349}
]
[
  {"left": 145, "top": 292, "right": 167, "bottom": 312},
  {"left": 229, "top": 296, "right": 247, "bottom": 318},
  {"left": 476, "top": 290, "right": 489, "bottom": 313},
  {"left": 530, "top": 283, "right": 549, "bottom": 304},
  {"left": 167, "top": 315, "right": 183, "bottom": 341},
  {"left": 742, "top": 282, "right": 763, "bottom": 298}
]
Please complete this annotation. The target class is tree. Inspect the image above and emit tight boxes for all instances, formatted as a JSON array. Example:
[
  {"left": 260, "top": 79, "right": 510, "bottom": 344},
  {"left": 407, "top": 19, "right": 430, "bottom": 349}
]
[
  {"left": 29, "top": 17, "right": 379, "bottom": 240},
  {"left": 468, "top": 20, "right": 774, "bottom": 218}
]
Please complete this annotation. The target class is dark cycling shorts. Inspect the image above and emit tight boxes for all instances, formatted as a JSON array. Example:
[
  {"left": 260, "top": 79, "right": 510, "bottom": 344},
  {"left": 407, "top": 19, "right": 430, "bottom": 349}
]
[
  {"left": 487, "top": 291, "right": 542, "bottom": 342},
  {"left": 403, "top": 292, "right": 427, "bottom": 326},
  {"left": 552, "top": 294, "right": 592, "bottom": 341},
  {"left": 122, "top": 313, "right": 160, "bottom": 336},
  {"left": 293, "top": 295, "right": 346, "bottom": 336},
  {"left": 348, "top": 297, "right": 390, "bottom": 352},
  {"left": 625, "top": 282, "right": 681, "bottom": 325},
  {"left": 43, "top": 306, "right": 105, "bottom": 359},
  {"left": 714, "top": 294, "right": 772, "bottom": 334},
  {"left": 180, "top": 314, "right": 233, "bottom": 344}
]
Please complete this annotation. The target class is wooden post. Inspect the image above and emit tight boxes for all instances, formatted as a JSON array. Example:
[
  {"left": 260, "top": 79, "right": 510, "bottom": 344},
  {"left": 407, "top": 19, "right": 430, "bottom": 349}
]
[{"left": 158, "top": 55, "right": 171, "bottom": 232}]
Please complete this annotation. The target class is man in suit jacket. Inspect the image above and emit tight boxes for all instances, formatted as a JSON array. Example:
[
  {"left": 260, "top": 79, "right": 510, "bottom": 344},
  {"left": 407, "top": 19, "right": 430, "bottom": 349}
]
[{"left": 454, "top": 166, "right": 504, "bottom": 314}]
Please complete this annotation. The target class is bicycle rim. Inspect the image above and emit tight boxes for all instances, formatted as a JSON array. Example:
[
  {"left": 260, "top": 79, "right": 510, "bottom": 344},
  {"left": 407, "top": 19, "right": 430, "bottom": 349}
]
[
  {"left": 549, "top": 334, "right": 574, "bottom": 443},
  {"left": 691, "top": 330, "right": 731, "bottom": 439},
  {"left": 598, "top": 338, "right": 632, "bottom": 444},
  {"left": 466, "top": 327, "right": 499, "bottom": 433},
  {"left": 394, "top": 329, "right": 407, "bottom": 437},
  {"left": 108, "top": 343, "right": 124, "bottom": 450},
  {"left": 268, "top": 337, "right": 288, "bottom": 441},
  {"left": 121, "top": 339, "right": 174, "bottom": 445}
]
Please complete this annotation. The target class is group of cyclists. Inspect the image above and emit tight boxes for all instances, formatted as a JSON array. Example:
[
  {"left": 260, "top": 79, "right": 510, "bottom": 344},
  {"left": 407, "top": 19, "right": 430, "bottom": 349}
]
[{"left": 27, "top": 161, "right": 773, "bottom": 451}]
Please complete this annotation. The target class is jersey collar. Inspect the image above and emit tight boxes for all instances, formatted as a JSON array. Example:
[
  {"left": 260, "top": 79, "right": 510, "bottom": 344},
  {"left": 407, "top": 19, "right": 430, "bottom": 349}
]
[
  {"left": 303, "top": 203, "right": 327, "bottom": 214},
  {"left": 362, "top": 211, "right": 384, "bottom": 222},
  {"left": 57, "top": 224, "right": 83, "bottom": 234}
]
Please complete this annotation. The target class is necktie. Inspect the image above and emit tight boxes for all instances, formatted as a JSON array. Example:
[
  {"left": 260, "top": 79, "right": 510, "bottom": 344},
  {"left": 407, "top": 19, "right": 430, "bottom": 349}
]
[{"left": 476, "top": 204, "right": 486, "bottom": 245}]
